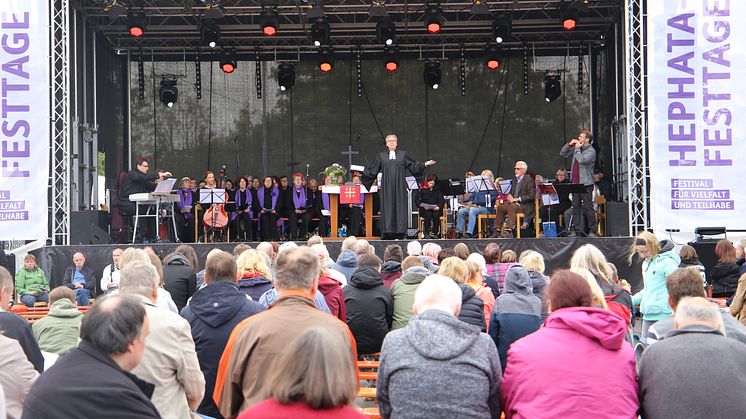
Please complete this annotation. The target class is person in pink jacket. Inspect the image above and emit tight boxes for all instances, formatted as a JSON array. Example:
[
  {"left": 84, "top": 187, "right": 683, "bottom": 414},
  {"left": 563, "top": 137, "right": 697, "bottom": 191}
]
[{"left": 500, "top": 270, "right": 639, "bottom": 419}]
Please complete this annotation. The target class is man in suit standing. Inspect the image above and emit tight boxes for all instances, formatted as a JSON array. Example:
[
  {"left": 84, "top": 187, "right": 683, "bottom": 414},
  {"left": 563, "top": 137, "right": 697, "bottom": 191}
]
[{"left": 491, "top": 161, "right": 535, "bottom": 238}]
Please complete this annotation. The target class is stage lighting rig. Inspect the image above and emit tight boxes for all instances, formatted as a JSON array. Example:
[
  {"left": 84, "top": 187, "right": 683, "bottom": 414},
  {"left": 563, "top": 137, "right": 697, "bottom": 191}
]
[
  {"left": 470, "top": 0, "right": 490, "bottom": 16},
  {"left": 220, "top": 49, "right": 237, "bottom": 74},
  {"left": 310, "top": 18, "right": 331, "bottom": 47},
  {"left": 369, "top": 1, "right": 388, "bottom": 17},
  {"left": 484, "top": 44, "right": 501, "bottom": 70},
  {"left": 127, "top": 12, "right": 146, "bottom": 38},
  {"left": 544, "top": 74, "right": 562, "bottom": 102},
  {"left": 159, "top": 79, "right": 178, "bottom": 108},
  {"left": 260, "top": 10, "right": 279, "bottom": 36},
  {"left": 278, "top": 63, "right": 296, "bottom": 91},
  {"left": 318, "top": 47, "right": 334, "bottom": 73},
  {"left": 560, "top": 5, "right": 579, "bottom": 30},
  {"left": 201, "top": 21, "right": 220, "bottom": 48},
  {"left": 492, "top": 12, "right": 512, "bottom": 43},
  {"left": 423, "top": 60, "right": 441, "bottom": 89},
  {"left": 424, "top": 6, "right": 444, "bottom": 34},
  {"left": 384, "top": 47, "right": 399, "bottom": 72},
  {"left": 377, "top": 19, "right": 396, "bottom": 46}
]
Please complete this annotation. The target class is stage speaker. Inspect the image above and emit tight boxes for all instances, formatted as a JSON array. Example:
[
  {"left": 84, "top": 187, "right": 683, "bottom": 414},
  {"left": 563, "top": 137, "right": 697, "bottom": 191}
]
[
  {"left": 605, "top": 202, "right": 629, "bottom": 237},
  {"left": 71, "top": 211, "right": 111, "bottom": 245},
  {"left": 688, "top": 240, "right": 719, "bottom": 277}
]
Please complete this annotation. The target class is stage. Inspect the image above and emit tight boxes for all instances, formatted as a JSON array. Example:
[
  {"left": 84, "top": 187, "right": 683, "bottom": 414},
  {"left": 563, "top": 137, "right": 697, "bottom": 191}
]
[{"left": 32, "top": 237, "right": 643, "bottom": 293}]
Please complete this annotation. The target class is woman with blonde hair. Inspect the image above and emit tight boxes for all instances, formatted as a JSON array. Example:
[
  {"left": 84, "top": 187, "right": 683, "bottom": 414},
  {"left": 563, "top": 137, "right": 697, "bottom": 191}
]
[
  {"left": 236, "top": 249, "right": 274, "bottom": 301},
  {"left": 466, "top": 260, "right": 495, "bottom": 330},
  {"left": 237, "top": 327, "right": 366, "bottom": 419},
  {"left": 439, "top": 257, "right": 485, "bottom": 331},
  {"left": 570, "top": 267, "right": 608, "bottom": 309},
  {"left": 519, "top": 250, "right": 550, "bottom": 320},
  {"left": 626, "top": 231, "right": 679, "bottom": 343},
  {"left": 571, "top": 243, "right": 632, "bottom": 324}
]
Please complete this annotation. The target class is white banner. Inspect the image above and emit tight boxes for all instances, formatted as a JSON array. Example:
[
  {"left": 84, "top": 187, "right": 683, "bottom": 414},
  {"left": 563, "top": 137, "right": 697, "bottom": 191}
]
[
  {"left": 0, "top": 2, "right": 49, "bottom": 240},
  {"left": 647, "top": 1, "right": 744, "bottom": 234}
]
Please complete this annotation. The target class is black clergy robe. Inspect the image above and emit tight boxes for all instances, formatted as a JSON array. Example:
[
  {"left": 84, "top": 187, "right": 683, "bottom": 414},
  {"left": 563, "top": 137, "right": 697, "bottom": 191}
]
[{"left": 363, "top": 150, "right": 426, "bottom": 236}]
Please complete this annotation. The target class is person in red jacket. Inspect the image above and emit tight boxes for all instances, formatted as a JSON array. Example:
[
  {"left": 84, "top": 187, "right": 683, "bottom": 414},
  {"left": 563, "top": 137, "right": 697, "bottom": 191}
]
[
  {"left": 238, "top": 327, "right": 365, "bottom": 419},
  {"left": 318, "top": 266, "right": 346, "bottom": 322}
]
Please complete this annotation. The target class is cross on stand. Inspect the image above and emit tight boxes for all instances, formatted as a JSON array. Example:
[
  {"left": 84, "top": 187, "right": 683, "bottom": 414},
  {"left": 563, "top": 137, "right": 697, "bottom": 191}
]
[{"left": 341, "top": 145, "right": 359, "bottom": 181}]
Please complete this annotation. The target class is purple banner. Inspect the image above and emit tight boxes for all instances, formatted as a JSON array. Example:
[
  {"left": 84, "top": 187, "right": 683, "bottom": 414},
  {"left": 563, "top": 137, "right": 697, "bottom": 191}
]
[
  {"left": 671, "top": 189, "right": 729, "bottom": 199},
  {"left": 671, "top": 200, "right": 734, "bottom": 210}
]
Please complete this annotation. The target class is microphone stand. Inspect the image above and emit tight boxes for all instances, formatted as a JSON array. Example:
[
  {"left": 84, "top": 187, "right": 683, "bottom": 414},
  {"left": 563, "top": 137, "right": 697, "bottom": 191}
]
[{"left": 233, "top": 135, "right": 240, "bottom": 179}]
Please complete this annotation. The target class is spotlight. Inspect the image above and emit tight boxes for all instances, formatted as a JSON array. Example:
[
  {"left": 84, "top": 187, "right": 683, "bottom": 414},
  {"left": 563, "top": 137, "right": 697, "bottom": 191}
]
[
  {"left": 369, "top": 1, "right": 388, "bottom": 18},
  {"left": 424, "top": 6, "right": 443, "bottom": 34},
  {"left": 544, "top": 74, "right": 562, "bottom": 102},
  {"left": 470, "top": 0, "right": 490, "bottom": 15},
  {"left": 492, "top": 12, "right": 511, "bottom": 43},
  {"left": 310, "top": 18, "right": 331, "bottom": 47},
  {"left": 127, "top": 12, "right": 146, "bottom": 38},
  {"left": 376, "top": 19, "right": 396, "bottom": 46},
  {"left": 318, "top": 47, "right": 334, "bottom": 73},
  {"left": 423, "top": 60, "right": 441, "bottom": 89},
  {"left": 159, "top": 79, "right": 178, "bottom": 107},
  {"left": 560, "top": 5, "right": 578, "bottom": 30},
  {"left": 484, "top": 44, "right": 501, "bottom": 70},
  {"left": 308, "top": 4, "right": 325, "bottom": 19},
  {"left": 220, "top": 49, "right": 237, "bottom": 74},
  {"left": 201, "top": 21, "right": 220, "bottom": 48},
  {"left": 260, "top": 10, "right": 279, "bottom": 36},
  {"left": 278, "top": 62, "right": 295, "bottom": 91},
  {"left": 384, "top": 47, "right": 398, "bottom": 72}
]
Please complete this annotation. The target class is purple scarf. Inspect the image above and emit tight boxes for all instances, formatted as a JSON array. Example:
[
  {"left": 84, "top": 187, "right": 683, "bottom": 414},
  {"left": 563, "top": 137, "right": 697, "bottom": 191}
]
[
  {"left": 257, "top": 186, "right": 279, "bottom": 210},
  {"left": 322, "top": 192, "right": 330, "bottom": 212},
  {"left": 177, "top": 189, "right": 193, "bottom": 219},
  {"left": 235, "top": 188, "right": 252, "bottom": 209},
  {"left": 293, "top": 186, "right": 307, "bottom": 209}
]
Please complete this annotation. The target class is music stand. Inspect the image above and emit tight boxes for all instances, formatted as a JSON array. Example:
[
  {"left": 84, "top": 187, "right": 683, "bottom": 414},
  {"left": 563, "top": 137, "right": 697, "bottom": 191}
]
[
  {"left": 553, "top": 183, "right": 588, "bottom": 236},
  {"left": 436, "top": 179, "right": 465, "bottom": 197},
  {"left": 471, "top": 176, "right": 496, "bottom": 208},
  {"left": 200, "top": 188, "right": 226, "bottom": 242},
  {"left": 405, "top": 176, "right": 420, "bottom": 191}
]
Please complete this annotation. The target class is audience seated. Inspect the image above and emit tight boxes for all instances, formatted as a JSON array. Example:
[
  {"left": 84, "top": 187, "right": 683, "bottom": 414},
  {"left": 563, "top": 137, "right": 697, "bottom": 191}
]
[
  {"left": 0, "top": 334, "right": 38, "bottom": 419},
  {"left": 232, "top": 243, "right": 252, "bottom": 258},
  {"left": 518, "top": 250, "right": 550, "bottom": 320},
  {"left": 439, "top": 257, "right": 485, "bottom": 331},
  {"left": 489, "top": 265, "right": 542, "bottom": 370},
  {"left": 422, "top": 242, "right": 442, "bottom": 272},
  {"left": 214, "top": 247, "right": 357, "bottom": 417},
  {"left": 22, "top": 294, "right": 161, "bottom": 418},
  {"left": 648, "top": 268, "right": 746, "bottom": 345},
  {"left": 377, "top": 275, "right": 501, "bottom": 418},
  {"left": 15, "top": 254, "right": 49, "bottom": 307},
  {"left": 465, "top": 260, "right": 496, "bottom": 330},
  {"left": 312, "top": 244, "right": 347, "bottom": 285},
  {"left": 31, "top": 286, "right": 82, "bottom": 356},
  {"left": 639, "top": 297, "right": 746, "bottom": 419},
  {"left": 343, "top": 253, "right": 392, "bottom": 355},
  {"left": 316, "top": 249, "right": 347, "bottom": 322},
  {"left": 500, "top": 270, "right": 639, "bottom": 418},
  {"left": 0, "top": 267, "right": 44, "bottom": 372},
  {"left": 237, "top": 327, "right": 366, "bottom": 419},
  {"left": 391, "top": 256, "right": 430, "bottom": 329},
  {"left": 61, "top": 251, "right": 98, "bottom": 306},
  {"left": 181, "top": 251, "right": 264, "bottom": 419},
  {"left": 331, "top": 237, "right": 359, "bottom": 283},
  {"left": 162, "top": 245, "right": 199, "bottom": 311},
  {"left": 406, "top": 240, "right": 422, "bottom": 257},
  {"left": 454, "top": 242, "right": 470, "bottom": 260},
  {"left": 496, "top": 249, "right": 518, "bottom": 292},
  {"left": 573, "top": 244, "right": 633, "bottom": 325},
  {"left": 255, "top": 242, "right": 276, "bottom": 266},
  {"left": 100, "top": 247, "right": 123, "bottom": 293},
  {"left": 710, "top": 239, "right": 741, "bottom": 297},
  {"left": 381, "top": 244, "right": 404, "bottom": 288},
  {"left": 677, "top": 244, "right": 706, "bottom": 283},
  {"left": 146, "top": 252, "right": 178, "bottom": 313},
  {"left": 466, "top": 252, "right": 500, "bottom": 298},
  {"left": 119, "top": 261, "right": 205, "bottom": 418},
  {"left": 730, "top": 273, "right": 746, "bottom": 327},
  {"left": 236, "top": 249, "right": 274, "bottom": 301},
  {"left": 196, "top": 248, "right": 224, "bottom": 288}
]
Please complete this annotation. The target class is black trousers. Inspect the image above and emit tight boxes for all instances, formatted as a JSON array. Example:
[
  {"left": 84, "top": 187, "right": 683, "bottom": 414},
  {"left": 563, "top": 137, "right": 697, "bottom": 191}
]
[
  {"left": 231, "top": 211, "right": 255, "bottom": 241},
  {"left": 289, "top": 210, "right": 311, "bottom": 240},
  {"left": 571, "top": 185, "right": 596, "bottom": 234},
  {"left": 420, "top": 209, "right": 441, "bottom": 236},
  {"left": 174, "top": 211, "right": 195, "bottom": 243},
  {"left": 347, "top": 206, "right": 364, "bottom": 237},
  {"left": 259, "top": 212, "right": 279, "bottom": 241}
]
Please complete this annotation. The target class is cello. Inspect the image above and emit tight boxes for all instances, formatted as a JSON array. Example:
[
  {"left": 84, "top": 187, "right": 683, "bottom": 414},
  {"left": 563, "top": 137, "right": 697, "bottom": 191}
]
[{"left": 203, "top": 190, "right": 229, "bottom": 230}]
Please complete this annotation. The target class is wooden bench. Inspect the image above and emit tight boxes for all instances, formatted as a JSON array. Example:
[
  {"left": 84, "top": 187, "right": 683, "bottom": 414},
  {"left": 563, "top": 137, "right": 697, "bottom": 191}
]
[
  {"left": 361, "top": 407, "right": 381, "bottom": 419},
  {"left": 357, "top": 387, "right": 376, "bottom": 399}
]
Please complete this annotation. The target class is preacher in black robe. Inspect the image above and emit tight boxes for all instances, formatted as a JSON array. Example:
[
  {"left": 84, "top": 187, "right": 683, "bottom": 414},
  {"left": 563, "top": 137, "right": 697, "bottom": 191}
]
[{"left": 362, "top": 134, "right": 436, "bottom": 239}]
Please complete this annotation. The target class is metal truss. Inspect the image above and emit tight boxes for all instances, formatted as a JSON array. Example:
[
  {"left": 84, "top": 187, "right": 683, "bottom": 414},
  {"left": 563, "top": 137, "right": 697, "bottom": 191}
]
[
  {"left": 78, "top": 0, "right": 619, "bottom": 57},
  {"left": 624, "top": 0, "right": 648, "bottom": 235},
  {"left": 51, "top": 0, "right": 71, "bottom": 245}
]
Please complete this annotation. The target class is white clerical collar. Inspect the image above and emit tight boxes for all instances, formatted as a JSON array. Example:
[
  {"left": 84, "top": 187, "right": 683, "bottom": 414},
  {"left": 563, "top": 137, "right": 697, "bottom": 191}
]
[{"left": 389, "top": 150, "right": 396, "bottom": 160}]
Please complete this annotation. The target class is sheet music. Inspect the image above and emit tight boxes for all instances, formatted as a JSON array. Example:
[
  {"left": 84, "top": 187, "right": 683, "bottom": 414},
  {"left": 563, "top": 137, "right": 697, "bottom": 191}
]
[
  {"left": 406, "top": 176, "right": 420, "bottom": 190},
  {"left": 498, "top": 179, "right": 512, "bottom": 194},
  {"left": 153, "top": 178, "right": 176, "bottom": 194}
]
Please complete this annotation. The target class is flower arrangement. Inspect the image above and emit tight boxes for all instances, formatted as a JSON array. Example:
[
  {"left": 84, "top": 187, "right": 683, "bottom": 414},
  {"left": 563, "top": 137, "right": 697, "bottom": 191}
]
[{"left": 322, "top": 163, "right": 347, "bottom": 185}]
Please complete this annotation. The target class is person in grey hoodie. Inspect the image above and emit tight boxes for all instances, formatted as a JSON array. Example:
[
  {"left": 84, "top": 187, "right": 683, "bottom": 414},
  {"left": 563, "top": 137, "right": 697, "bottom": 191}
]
[
  {"left": 331, "top": 249, "right": 358, "bottom": 283},
  {"left": 377, "top": 275, "right": 501, "bottom": 419},
  {"left": 391, "top": 256, "right": 432, "bottom": 329},
  {"left": 489, "top": 264, "right": 542, "bottom": 371}
]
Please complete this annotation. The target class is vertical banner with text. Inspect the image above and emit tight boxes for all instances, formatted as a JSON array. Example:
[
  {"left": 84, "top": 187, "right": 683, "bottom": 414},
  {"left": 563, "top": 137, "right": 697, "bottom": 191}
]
[{"left": 0, "top": 2, "right": 49, "bottom": 240}]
